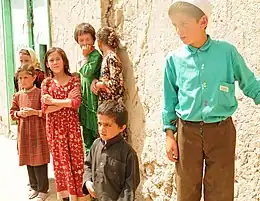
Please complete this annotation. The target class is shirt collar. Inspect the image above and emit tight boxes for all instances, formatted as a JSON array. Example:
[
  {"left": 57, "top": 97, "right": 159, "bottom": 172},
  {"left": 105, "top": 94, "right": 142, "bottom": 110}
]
[
  {"left": 21, "top": 86, "right": 36, "bottom": 93},
  {"left": 101, "top": 134, "right": 123, "bottom": 148},
  {"left": 186, "top": 35, "right": 212, "bottom": 54}
]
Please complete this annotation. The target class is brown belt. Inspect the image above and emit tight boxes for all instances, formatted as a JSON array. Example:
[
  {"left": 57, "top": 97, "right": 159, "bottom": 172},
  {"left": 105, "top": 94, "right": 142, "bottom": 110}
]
[{"left": 180, "top": 117, "right": 231, "bottom": 126}]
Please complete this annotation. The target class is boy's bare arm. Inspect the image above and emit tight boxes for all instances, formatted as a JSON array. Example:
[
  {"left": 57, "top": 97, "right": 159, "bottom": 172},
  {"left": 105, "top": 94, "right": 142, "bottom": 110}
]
[{"left": 166, "top": 129, "right": 178, "bottom": 162}]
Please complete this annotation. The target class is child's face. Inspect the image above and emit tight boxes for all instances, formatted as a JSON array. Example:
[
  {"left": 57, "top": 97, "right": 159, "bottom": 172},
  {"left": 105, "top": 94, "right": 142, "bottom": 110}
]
[
  {"left": 97, "top": 114, "right": 126, "bottom": 141},
  {"left": 78, "top": 33, "right": 94, "bottom": 48},
  {"left": 19, "top": 53, "right": 32, "bottom": 65},
  {"left": 170, "top": 12, "right": 208, "bottom": 45},
  {"left": 46, "top": 51, "right": 64, "bottom": 75},
  {"left": 18, "top": 71, "right": 36, "bottom": 90}
]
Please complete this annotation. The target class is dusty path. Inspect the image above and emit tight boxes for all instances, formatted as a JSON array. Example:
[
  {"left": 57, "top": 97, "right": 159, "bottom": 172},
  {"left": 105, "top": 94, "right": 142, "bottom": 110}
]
[{"left": 0, "top": 134, "right": 57, "bottom": 201}]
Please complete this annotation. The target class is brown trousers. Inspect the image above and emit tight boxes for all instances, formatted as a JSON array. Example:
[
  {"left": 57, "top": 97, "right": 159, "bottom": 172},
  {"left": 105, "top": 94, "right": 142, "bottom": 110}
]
[
  {"left": 27, "top": 164, "right": 49, "bottom": 193},
  {"left": 176, "top": 118, "right": 236, "bottom": 201}
]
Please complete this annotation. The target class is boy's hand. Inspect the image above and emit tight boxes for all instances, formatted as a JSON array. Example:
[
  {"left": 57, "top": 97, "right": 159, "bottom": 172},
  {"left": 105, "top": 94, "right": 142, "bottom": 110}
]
[
  {"left": 85, "top": 181, "right": 96, "bottom": 198},
  {"left": 166, "top": 130, "right": 179, "bottom": 162},
  {"left": 82, "top": 45, "right": 94, "bottom": 57}
]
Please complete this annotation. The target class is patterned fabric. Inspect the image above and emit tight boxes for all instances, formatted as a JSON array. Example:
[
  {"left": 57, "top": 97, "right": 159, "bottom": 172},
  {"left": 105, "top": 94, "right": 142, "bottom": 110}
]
[
  {"left": 41, "top": 76, "right": 84, "bottom": 199},
  {"left": 99, "top": 51, "right": 124, "bottom": 103},
  {"left": 10, "top": 87, "right": 50, "bottom": 166},
  {"left": 98, "top": 51, "right": 128, "bottom": 140}
]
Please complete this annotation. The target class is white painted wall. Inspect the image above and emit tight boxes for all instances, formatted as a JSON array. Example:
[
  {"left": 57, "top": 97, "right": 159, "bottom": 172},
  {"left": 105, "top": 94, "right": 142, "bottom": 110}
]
[{"left": 0, "top": 7, "right": 9, "bottom": 133}]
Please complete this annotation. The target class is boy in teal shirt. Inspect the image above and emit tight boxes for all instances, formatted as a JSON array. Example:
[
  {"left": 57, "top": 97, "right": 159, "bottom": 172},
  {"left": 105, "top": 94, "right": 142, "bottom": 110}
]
[{"left": 163, "top": 1, "right": 260, "bottom": 201}]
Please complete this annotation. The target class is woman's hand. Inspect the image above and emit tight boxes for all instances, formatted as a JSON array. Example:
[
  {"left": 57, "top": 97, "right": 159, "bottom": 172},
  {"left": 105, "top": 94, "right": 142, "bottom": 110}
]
[
  {"left": 82, "top": 45, "right": 94, "bottom": 57},
  {"left": 91, "top": 79, "right": 99, "bottom": 95},
  {"left": 96, "top": 82, "right": 111, "bottom": 93}
]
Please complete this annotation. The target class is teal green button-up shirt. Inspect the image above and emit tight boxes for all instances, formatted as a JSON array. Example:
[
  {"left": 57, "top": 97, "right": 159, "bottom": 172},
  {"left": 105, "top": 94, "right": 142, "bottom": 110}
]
[{"left": 163, "top": 36, "right": 260, "bottom": 132}]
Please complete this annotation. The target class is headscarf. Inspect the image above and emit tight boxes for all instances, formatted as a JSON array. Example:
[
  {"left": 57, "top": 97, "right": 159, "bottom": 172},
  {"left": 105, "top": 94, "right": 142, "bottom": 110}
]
[{"left": 23, "top": 47, "right": 41, "bottom": 70}]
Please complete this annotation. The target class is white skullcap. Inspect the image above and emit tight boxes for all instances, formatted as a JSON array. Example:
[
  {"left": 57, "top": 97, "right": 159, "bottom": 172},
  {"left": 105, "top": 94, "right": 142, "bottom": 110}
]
[{"left": 169, "top": 0, "right": 212, "bottom": 18}]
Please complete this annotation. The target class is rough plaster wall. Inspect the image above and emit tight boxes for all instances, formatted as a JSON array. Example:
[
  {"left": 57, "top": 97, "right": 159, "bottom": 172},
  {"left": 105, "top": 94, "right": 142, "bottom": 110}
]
[
  {"left": 101, "top": 0, "right": 260, "bottom": 200},
  {"left": 50, "top": 0, "right": 101, "bottom": 72},
  {"left": 50, "top": 0, "right": 260, "bottom": 200},
  {"left": 0, "top": 9, "right": 8, "bottom": 130},
  {"left": 101, "top": 1, "right": 178, "bottom": 200},
  {"left": 210, "top": 1, "right": 260, "bottom": 200}
]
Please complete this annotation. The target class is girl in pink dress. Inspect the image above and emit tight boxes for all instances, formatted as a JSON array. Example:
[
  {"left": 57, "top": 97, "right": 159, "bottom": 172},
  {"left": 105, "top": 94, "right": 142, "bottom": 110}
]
[{"left": 41, "top": 47, "right": 84, "bottom": 201}]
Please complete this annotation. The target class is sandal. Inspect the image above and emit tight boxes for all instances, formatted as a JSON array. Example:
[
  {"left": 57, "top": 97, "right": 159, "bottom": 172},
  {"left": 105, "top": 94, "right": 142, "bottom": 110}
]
[
  {"left": 35, "top": 192, "right": 49, "bottom": 201},
  {"left": 28, "top": 190, "right": 38, "bottom": 199}
]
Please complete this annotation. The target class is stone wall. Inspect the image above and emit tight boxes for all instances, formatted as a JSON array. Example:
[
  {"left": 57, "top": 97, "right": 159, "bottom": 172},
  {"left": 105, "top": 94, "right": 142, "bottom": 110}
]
[{"left": 50, "top": 0, "right": 260, "bottom": 200}]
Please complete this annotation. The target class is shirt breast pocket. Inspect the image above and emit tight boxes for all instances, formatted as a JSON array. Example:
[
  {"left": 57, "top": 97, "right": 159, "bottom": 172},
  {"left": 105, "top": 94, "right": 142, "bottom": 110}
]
[
  {"left": 218, "top": 82, "right": 236, "bottom": 107},
  {"left": 105, "top": 157, "right": 126, "bottom": 186}
]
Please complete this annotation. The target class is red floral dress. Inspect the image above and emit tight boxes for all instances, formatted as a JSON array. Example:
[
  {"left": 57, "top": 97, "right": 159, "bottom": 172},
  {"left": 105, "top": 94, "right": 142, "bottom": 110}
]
[{"left": 41, "top": 76, "right": 84, "bottom": 200}]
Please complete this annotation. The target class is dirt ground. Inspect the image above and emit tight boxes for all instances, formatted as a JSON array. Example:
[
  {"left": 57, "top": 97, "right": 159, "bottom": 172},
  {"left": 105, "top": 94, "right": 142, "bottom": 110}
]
[{"left": 0, "top": 134, "right": 57, "bottom": 201}]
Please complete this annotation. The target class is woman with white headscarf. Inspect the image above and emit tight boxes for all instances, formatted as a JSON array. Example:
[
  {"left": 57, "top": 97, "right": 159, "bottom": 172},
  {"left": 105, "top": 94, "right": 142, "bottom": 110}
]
[{"left": 14, "top": 47, "right": 45, "bottom": 91}]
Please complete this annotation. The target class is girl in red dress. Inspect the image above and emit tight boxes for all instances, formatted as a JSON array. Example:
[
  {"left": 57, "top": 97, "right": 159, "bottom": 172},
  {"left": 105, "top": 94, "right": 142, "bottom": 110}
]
[
  {"left": 41, "top": 47, "right": 84, "bottom": 201},
  {"left": 10, "top": 64, "right": 50, "bottom": 201}
]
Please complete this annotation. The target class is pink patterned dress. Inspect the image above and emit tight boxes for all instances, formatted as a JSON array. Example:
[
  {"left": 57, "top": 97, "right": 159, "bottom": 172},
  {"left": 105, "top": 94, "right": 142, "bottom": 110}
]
[{"left": 41, "top": 76, "right": 84, "bottom": 200}]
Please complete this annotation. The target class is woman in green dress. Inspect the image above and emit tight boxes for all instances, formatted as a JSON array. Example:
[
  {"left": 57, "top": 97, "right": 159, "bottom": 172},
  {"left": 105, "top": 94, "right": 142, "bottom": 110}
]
[{"left": 74, "top": 23, "right": 102, "bottom": 154}]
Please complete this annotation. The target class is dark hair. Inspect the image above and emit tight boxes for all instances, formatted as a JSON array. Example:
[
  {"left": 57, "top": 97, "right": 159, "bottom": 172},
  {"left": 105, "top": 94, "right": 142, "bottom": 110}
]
[
  {"left": 97, "top": 100, "right": 128, "bottom": 128},
  {"left": 19, "top": 49, "right": 30, "bottom": 56},
  {"left": 168, "top": 2, "right": 205, "bottom": 21},
  {"left": 44, "top": 47, "right": 71, "bottom": 77},
  {"left": 15, "top": 64, "right": 36, "bottom": 79},
  {"left": 96, "top": 26, "right": 120, "bottom": 49},
  {"left": 74, "top": 23, "right": 96, "bottom": 42}
]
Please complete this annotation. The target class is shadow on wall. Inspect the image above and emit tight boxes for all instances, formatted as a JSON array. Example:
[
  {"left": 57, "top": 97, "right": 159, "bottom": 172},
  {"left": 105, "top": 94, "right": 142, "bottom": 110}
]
[
  {"left": 118, "top": 48, "right": 146, "bottom": 201},
  {"left": 101, "top": 1, "right": 147, "bottom": 199}
]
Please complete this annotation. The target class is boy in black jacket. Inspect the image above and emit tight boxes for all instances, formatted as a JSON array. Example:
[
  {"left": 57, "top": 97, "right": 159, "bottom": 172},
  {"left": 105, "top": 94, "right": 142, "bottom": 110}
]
[{"left": 83, "top": 100, "right": 140, "bottom": 201}]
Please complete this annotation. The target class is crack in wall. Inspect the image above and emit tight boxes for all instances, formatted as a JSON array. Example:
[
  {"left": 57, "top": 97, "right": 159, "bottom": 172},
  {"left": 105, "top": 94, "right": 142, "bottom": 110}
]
[
  {"left": 100, "top": 0, "right": 114, "bottom": 27},
  {"left": 133, "top": 0, "right": 153, "bottom": 114}
]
